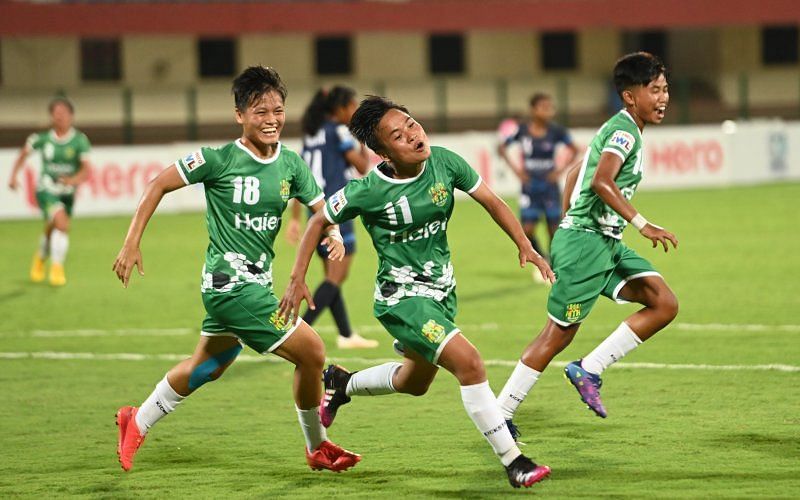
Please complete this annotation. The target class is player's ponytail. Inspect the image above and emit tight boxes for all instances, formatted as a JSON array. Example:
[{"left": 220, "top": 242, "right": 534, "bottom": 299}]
[{"left": 301, "top": 88, "right": 329, "bottom": 136}]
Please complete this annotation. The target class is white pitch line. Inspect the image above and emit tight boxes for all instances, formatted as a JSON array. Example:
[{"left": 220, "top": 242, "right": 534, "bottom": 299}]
[
  {"left": 1, "top": 322, "right": 798, "bottom": 339},
  {"left": 0, "top": 351, "right": 797, "bottom": 372},
  {"left": 31, "top": 328, "right": 194, "bottom": 338}
]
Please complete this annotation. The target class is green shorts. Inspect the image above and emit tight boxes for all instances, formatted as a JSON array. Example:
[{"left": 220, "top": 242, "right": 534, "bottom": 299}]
[
  {"left": 374, "top": 292, "right": 459, "bottom": 365},
  {"left": 547, "top": 228, "right": 660, "bottom": 326},
  {"left": 201, "top": 283, "right": 300, "bottom": 354},
  {"left": 36, "top": 190, "right": 74, "bottom": 220}
]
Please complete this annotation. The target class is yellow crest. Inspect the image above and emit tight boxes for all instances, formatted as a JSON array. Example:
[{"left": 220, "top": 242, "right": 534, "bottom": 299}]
[
  {"left": 565, "top": 303, "right": 582, "bottom": 322},
  {"left": 429, "top": 183, "right": 448, "bottom": 207},
  {"left": 280, "top": 179, "right": 291, "bottom": 201},
  {"left": 421, "top": 319, "right": 446, "bottom": 343},
  {"left": 269, "top": 311, "right": 293, "bottom": 332}
]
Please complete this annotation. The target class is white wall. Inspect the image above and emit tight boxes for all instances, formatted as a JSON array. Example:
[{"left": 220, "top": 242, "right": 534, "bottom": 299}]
[{"left": 1, "top": 121, "right": 797, "bottom": 220}]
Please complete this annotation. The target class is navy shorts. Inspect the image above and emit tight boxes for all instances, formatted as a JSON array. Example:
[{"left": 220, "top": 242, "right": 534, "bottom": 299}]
[
  {"left": 317, "top": 219, "right": 356, "bottom": 258},
  {"left": 520, "top": 180, "right": 561, "bottom": 223}
]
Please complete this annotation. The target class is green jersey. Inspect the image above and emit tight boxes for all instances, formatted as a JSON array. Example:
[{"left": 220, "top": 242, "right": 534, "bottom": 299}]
[
  {"left": 176, "top": 140, "right": 323, "bottom": 294},
  {"left": 323, "top": 146, "right": 481, "bottom": 306},
  {"left": 26, "top": 128, "right": 91, "bottom": 196},
  {"left": 561, "top": 110, "right": 644, "bottom": 239}
]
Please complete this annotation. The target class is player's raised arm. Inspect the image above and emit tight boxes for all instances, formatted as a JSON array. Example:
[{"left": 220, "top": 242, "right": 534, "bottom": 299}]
[
  {"left": 590, "top": 152, "right": 678, "bottom": 252},
  {"left": 279, "top": 201, "right": 341, "bottom": 320},
  {"left": 112, "top": 164, "right": 187, "bottom": 287},
  {"left": 469, "top": 182, "right": 554, "bottom": 283}
]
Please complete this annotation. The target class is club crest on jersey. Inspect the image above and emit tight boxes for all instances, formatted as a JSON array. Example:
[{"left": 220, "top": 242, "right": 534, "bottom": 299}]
[
  {"left": 329, "top": 189, "right": 348, "bottom": 215},
  {"left": 421, "top": 320, "right": 446, "bottom": 343},
  {"left": 609, "top": 130, "right": 635, "bottom": 153},
  {"left": 183, "top": 150, "right": 206, "bottom": 171},
  {"left": 65, "top": 147, "right": 75, "bottom": 159},
  {"left": 269, "top": 311, "right": 293, "bottom": 332},
  {"left": 566, "top": 303, "right": 582, "bottom": 322},
  {"left": 429, "top": 182, "right": 448, "bottom": 207},
  {"left": 279, "top": 179, "right": 290, "bottom": 202}
]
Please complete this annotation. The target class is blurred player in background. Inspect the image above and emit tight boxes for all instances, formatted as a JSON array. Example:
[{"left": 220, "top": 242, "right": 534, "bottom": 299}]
[
  {"left": 497, "top": 93, "right": 578, "bottom": 271},
  {"left": 498, "top": 52, "right": 679, "bottom": 436},
  {"left": 280, "top": 96, "right": 554, "bottom": 488},
  {"left": 111, "top": 66, "right": 360, "bottom": 473},
  {"left": 7, "top": 98, "right": 91, "bottom": 286},
  {"left": 287, "top": 85, "right": 377, "bottom": 349}
]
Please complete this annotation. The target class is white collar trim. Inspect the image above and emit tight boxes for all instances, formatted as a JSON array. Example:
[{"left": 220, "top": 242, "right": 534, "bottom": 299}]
[
  {"left": 620, "top": 110, "right": 643, "bottom": 138},
  {"left": 373, "top": 161, "right": 426, "bottom": 184},
  {"left": 49, "top": 128, "right": 76, "bottom": 144},
  {"left": 235, "top": 139, "right": 282, "bottom": 164}
]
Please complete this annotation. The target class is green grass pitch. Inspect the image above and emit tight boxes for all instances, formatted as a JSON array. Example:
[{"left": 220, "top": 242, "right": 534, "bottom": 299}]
[{"left": 0, "top": 183, "right": 798, "bottom": 498}]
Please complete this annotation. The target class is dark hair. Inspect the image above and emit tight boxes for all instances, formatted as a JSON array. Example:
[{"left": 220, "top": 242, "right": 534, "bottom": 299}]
[
  {"left": 613, "top": 52, "right": 667, "bottom": 97},
  {"left": 529, "top": 92, "right": 551, "bottom": 108},
  {"left": 349, "top": 96, "right": 409, "bottom": 152},
  {"left": 231, "top": 66, "right": 287, "bottom": 111},
  {"left": 49, "top": 97, "right": 74, "bottom": 114},
  {"left": 301, "top": 85, "right": 357, "bottom": 135}
]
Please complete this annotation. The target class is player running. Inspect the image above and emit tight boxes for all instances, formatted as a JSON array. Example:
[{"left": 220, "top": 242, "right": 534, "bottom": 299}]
[
  {"left": 497, "top": 52, "right": 679, "bottom": 436},
  {"left": 7, "top": 97, "right": 91, "bottom": 286},
  {"left": 111, "top": 66, "right": 360, "bottom": 473},
  {"left": 497, "top": 93, "right": 578, "bottom": 266},
  {"left": 287, "top": 85, "right": 377, "bottom": 349},
  {"left": 279, "top": 96, "right": 555, "bottom": 488}
]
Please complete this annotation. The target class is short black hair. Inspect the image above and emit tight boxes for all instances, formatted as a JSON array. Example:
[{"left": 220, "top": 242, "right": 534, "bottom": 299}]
[
  {"left": 613, "top": 52, "right": 667, "bottom": 97},
  {"left": 349, "top": 96, "right": 409, "bottom": 152},
  {"left": 49, "top": 96, "right": 74, "bottom": 114},
  {"left": 529, "top": 92, "right": 551, "bottom": 108},
  {"left": 231, "top": 66, "right": 287, "bottom": 111}
]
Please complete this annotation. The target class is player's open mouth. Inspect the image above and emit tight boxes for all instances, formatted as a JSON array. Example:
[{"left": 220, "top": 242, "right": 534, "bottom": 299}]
[
  {"left": 261, "top": 127, "right": 278, "bottom": 136},
  {"left": 655, "top": 106, "right": 666, "bottom": 118},
  {"left": 414, "top": 141, "right": 425, "bottom": 152}
]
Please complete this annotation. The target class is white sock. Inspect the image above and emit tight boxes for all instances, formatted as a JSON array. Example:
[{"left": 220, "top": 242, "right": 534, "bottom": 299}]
[
  {"left": 496, "top": 360, "right": 541, "bottom": 420},
  {"left": 38, "top": 234, "right": 50, "bottom": 259},
  {"left": 135, "top": 375, "right": 185, "bottom": 435},
  {"left": 581, "top": 322, "right": 643, "bottom": 375},
  {"left": 49, "top": 229, "right": 69, "bottom": 265},
  {"left": 296, "top": 405, "right": 328, "bottom": 451},
  {"left": 461, "top": 381, "right": 522, "bottom": 467},
  {"left": 345, "top": 362, "right": 401, "bottom": 396}
]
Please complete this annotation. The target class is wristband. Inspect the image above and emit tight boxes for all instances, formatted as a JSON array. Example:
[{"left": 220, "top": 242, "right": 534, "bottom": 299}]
[
  {"left": 630, "top": 213, "right": 648, "bottom": 231},
  {"left": 326, "top": 229, "right": 343, "bottom": 243}
]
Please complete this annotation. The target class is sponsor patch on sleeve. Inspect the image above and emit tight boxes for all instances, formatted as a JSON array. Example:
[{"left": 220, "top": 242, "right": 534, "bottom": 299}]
[
  {"left": 329, "top": 189, "right": 348, "bottom": 215},
  {"left": 608, "top": 130, "right": 635, "bottom": 153},
  {"left": 182, "top": 150, "right": 206, "bottom": 171}
]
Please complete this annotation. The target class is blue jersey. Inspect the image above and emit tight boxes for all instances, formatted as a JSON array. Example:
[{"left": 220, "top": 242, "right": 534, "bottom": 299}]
[
  {"left": 301, "top": 120, "right": 357, "bottom": 197},
  {"left": 505, "top": 122, "right": 572, "bottom": 181}
]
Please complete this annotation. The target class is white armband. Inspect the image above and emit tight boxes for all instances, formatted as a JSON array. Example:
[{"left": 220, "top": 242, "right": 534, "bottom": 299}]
[
  {"left": 326, "top": 229, "right": 343, "bottom": 243},
  {"left": 630, "top": 213, "right": 649, "bottom": 231}
]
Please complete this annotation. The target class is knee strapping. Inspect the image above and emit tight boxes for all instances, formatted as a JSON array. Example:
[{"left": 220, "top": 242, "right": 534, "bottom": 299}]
[{"left": 188, "top": 344, "right": 242, "bottom": 390}]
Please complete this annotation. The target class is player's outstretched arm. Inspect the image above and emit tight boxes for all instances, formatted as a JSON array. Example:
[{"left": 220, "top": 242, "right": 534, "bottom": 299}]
[
  {"left": 284, "top": 199, "right": 303, "bottom": 245},
  {"left": 591, "top": 152, "right": 678, "bottom": 252},
  {"left": 7, "top": 145, "right": 31, "bottom": 191},
  {"left": 279, "top": 205, "right": 341, "bottom": 320},
  {"left": 112, "top": 164, "right": 186, "bottom": 287},
  {"left": 560, "top": 152, "right": 584, "bottom": 217},
  {"left": 497, "top": 142, "right": 529, "bottom": 184},
  {"left": 469, "top": 182, "right": 555, "bottom": 283}
]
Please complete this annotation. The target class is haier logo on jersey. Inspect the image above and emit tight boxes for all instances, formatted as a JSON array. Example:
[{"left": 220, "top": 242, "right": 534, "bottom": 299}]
[
  {"left": 234, "top": 212, "right": 280, "bottom": 232},
  {"left": 609, "top": 131, "right": 635, "bottom": 153},
  {"left": 388, "top": 218, "right": 448, "bottom": 244},
  {"left": 183, "top": 150, "right": 206, "bottom": 171}
]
